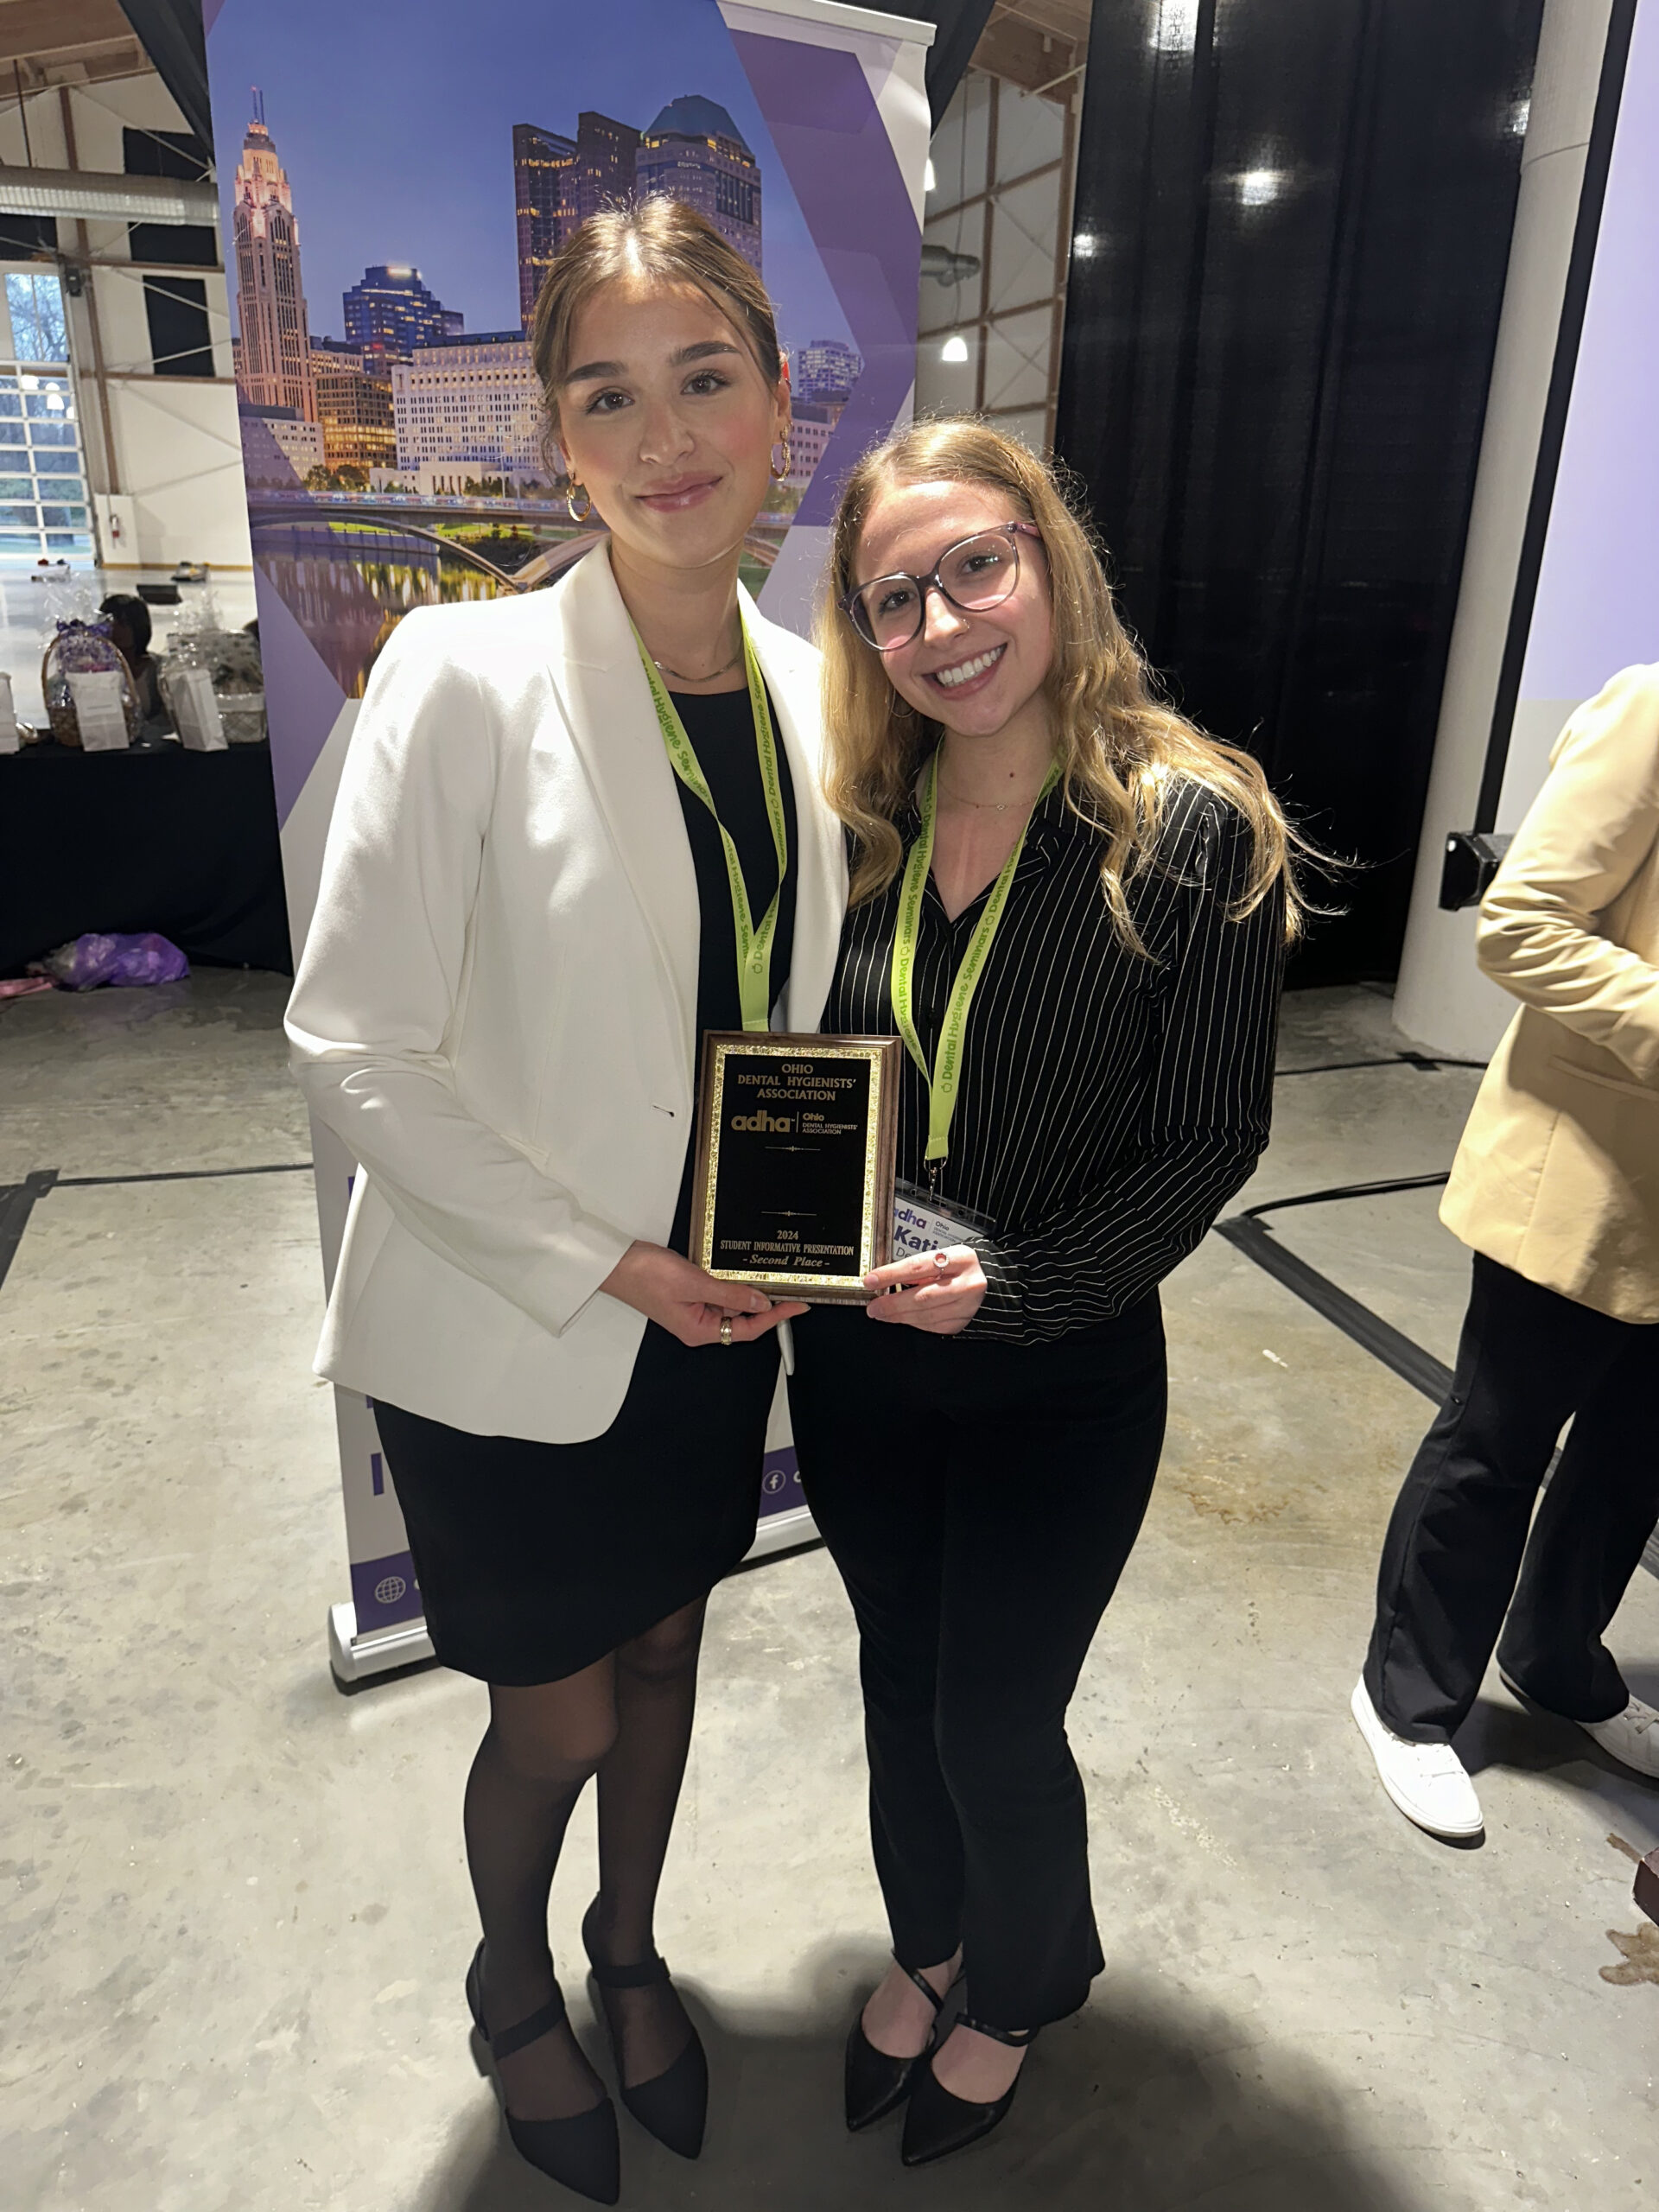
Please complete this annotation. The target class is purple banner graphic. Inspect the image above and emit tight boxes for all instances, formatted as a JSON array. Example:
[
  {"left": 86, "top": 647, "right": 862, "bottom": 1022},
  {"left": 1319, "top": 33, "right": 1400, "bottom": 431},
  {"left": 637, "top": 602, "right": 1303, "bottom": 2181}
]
[
  {"left": 759, "top": 1445, "right": 805, "bottom": 1518},
  {"left": 350, "top": 1548, "right": 423, "bottom": 1634},
  {"left": 730, "top": 33, "right": 923, "bottom": 528}
]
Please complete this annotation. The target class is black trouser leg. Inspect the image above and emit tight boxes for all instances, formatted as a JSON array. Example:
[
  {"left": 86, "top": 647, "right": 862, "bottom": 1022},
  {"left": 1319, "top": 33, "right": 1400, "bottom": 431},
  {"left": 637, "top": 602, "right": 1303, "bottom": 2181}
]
[
  {"left": 791, "top": 1301, "right": 1166, "bottom": 2029},
  {"left": 1364, "top": 1255, "right": 1655, "bottom": 1742},
  {"left": 930, "top": 1387, "right": 1161, "bottom": 2025},
  {"left": 792, "top": 1398, "right": 965, "bottom": 1974},
  {"left": 1497, "top": 1329, "right": 1659, "bottom": 1721}
]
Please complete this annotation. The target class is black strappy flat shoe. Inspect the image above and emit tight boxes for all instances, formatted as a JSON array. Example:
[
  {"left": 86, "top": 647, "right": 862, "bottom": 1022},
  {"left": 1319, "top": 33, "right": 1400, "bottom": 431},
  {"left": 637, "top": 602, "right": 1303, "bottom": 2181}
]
[
  {"left": 581, "top": 1900, "right": 709, "bottom": 2160},
  {"left": 844, "top": 1960, "right": 950, "bottom": 2133},
  {"left": 465, "top": 1942, "right": 621, "bottom": 2205},
  {"left": 899, "top": 2014, "right": 1037, "bottom": 2167}
]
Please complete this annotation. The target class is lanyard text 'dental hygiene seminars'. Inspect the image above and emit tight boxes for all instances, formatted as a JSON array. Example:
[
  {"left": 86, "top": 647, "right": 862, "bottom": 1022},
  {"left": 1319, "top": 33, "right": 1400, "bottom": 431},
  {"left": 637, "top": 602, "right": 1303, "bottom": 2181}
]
[
  {"left": 891, "top": 749, "right": 1059, "bottom": 1174},
  {"left": 638, "top": 624, "right": 788, "bottom": 1033}
]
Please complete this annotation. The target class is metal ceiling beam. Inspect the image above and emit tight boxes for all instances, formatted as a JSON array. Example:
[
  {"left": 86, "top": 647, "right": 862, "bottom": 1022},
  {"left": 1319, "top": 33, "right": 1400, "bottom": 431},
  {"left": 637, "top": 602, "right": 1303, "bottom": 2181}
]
[{"left": 0, "top": 162, "right": 216, "bottom": 222}]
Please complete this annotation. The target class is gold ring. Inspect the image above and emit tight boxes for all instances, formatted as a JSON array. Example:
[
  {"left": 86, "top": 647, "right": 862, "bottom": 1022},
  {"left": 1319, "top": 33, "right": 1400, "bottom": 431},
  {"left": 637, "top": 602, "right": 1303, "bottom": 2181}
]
[{"left": 720, "top": 1316, "right": 734, "bottom": 1346}]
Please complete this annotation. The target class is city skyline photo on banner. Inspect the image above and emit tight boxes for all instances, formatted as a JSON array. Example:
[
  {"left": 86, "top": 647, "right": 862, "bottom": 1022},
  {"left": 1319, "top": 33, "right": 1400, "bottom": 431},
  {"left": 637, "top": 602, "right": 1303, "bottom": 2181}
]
[
  {"left": 206, "top": 0, "right": 880, "bottom": 696},
  {"left": 207, "top": 0, "right": 855, "bottom": 365}
]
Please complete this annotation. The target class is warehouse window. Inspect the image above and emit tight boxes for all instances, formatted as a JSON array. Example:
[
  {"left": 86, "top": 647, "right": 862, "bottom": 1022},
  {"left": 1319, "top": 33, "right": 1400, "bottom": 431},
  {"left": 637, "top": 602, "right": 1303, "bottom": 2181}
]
[{"left": 143, "top": 276, "right": 215, "bottom": 377}]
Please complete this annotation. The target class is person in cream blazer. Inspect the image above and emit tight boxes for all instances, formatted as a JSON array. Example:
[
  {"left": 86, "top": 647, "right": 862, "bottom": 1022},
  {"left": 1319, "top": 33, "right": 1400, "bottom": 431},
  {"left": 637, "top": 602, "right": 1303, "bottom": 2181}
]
[
  {"left": 287, "top": 543, "right": 844, "bottom": 1444},
  {"left": 286, "top": 200, "right": 847, "bottom": 2203},
  {"left": 1353, "top": 664, "right": 1659, "bottom": 1845}
]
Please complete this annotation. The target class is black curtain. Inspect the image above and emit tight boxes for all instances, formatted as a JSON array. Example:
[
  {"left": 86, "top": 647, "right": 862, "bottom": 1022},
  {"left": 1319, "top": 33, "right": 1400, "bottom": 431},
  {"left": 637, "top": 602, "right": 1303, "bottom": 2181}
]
[{"left": 1056, "top": 0, "right": 1543, "bottom": 983}]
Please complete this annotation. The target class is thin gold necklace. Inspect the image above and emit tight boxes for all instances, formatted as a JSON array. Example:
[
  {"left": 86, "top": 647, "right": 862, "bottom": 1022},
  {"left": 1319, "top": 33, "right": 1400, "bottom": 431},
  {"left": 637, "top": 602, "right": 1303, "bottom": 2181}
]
[
  {"left": 651, "top": 623, "right": 743, "bottom": 686},
  {"left": 937, "top": 776, "right": 1043, "bottom": 815}
]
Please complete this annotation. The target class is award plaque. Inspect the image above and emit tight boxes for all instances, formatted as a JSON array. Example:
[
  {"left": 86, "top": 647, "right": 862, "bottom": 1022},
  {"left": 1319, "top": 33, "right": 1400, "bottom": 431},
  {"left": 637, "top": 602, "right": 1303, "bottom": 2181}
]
[{"left": 690, "top": 1032, "right": 902, "bottom": 1304}]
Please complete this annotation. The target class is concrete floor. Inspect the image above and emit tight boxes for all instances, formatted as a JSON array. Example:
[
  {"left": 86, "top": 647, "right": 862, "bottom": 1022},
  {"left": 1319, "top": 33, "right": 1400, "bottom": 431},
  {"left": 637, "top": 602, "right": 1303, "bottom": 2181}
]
[{"left": 3, "top": 976, "right": 1657, "bottom": 2212}]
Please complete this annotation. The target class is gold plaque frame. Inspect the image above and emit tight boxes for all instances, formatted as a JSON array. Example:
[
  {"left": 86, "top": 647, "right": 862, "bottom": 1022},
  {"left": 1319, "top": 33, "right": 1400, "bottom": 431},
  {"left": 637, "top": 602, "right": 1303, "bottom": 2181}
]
[{"left": 689, "top": 1032, "right": 902, "bottom": 1304}]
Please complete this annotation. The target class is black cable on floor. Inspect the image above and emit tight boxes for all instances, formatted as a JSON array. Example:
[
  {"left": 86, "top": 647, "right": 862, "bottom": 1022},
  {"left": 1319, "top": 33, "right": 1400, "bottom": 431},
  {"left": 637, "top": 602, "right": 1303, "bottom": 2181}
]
[
  {"left": 55, "top": 1162, "right": 315, "bottom": 1187},
  {"left": 1274, "top": 1053, "right": 1489, "bottom": 1078},
  {"left": 1237, "top": 1171, "right": 1451, "bottom": 1223}
]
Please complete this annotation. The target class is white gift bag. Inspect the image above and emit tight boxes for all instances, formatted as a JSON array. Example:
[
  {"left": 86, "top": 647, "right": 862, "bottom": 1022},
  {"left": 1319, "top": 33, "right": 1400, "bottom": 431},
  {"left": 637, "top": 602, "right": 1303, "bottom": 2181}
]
[
  {"left": 68, "top": 670, "right": 130, "bottom": 751},
  {"left": 172, "top": 666, "right": 226, "bottom": 751}
]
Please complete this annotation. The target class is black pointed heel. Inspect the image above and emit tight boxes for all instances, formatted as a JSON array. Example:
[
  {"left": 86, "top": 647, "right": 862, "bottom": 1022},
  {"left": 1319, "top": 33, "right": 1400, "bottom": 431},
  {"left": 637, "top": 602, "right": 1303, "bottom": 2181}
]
[
  {"left": 465, "top": 1942, "right": 621, "bottom": 2205},
  {"left": 844, "top": 1960, "right": 951, "bottom": 2133},
  {"left": 581, "top": 1902, "right": 709, "bottom": 2161},
  {"left": 899, "top": 2012, "right": 1037, "bottom": 2168}
]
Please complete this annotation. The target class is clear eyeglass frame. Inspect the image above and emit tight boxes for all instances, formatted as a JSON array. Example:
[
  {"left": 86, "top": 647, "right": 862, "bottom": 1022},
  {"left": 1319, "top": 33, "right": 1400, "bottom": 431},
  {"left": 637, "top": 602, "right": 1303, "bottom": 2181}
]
[{"left": 839, "top": 520, "right": 1044, "bottom": 652}]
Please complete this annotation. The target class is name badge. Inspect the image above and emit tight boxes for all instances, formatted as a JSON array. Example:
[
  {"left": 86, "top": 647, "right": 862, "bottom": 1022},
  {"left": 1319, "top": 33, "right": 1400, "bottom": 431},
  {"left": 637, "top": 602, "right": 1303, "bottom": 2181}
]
[{"left": 892, "top": 1176, "right": 996, "bottom": 1262}]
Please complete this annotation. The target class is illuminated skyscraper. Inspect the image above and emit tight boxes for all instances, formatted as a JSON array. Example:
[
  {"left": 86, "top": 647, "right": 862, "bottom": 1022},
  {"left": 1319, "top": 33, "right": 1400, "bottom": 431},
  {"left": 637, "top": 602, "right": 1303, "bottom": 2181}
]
[
  {"left": 309, "top": 340, "right": 396, "bottom": 475},
  {"left": 569, "top": 111, "right": 639, "bottom": 228},
  {"left": 343, "top": 265, "right": 458, "bottom": 359},
  {"left": 392, "top": 332, "right": 543, "bottom": 489},
  {"left": 794, "top": 337, "right": 862, "bottom": 404},
  {"left": 512, "top": 111, "right": 639, "bottom": 329},
  {"left": 638, "top": 96, "right": 761, "bottom": 273},
  {"left": 514, "top": 123, "right": 575, "bottom": 327},
  {"left": 232, "top": 93, "right": 316, "bottom": 420}
]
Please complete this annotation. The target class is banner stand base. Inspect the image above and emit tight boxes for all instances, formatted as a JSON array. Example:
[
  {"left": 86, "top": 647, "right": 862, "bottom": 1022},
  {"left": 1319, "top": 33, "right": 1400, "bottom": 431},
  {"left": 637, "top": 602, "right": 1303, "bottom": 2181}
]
[
  {"left": 328, "top": 1600, "right": 437, "bottom": 1692},
  {"left": 741, "top": 1503, "right": 820, "bottom": 1566},
  {"left": 327, "top": 1512, "right": 818, "bottom": 1688}
]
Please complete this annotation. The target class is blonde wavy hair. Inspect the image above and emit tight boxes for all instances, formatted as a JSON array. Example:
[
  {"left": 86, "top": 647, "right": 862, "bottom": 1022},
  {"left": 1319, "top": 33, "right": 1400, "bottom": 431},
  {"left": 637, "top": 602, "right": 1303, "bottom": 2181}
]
[{"left": 818, "top": 418, "right": 1309, "bottom": 950}]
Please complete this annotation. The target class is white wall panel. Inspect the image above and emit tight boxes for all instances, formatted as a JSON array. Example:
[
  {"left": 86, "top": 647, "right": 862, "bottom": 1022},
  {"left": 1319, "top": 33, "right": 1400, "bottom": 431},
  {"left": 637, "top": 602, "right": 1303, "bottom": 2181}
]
[
  {"left": 982, "top": 307, "right": 1052, "bottom": 410},
  {"left": 993, "top": 84, "right": 1064, "bottom": 184},
  {"left": 106, "top": 378, "right": 253, "bottom": 569},
  {"left": 988, "top": 178, "right": 1061, "bottom": 312}
]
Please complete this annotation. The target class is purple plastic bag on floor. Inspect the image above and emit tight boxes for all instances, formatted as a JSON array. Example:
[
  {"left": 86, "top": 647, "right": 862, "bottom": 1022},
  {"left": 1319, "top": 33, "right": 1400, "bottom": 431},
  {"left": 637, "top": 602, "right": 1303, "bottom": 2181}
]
[{"left": 30, "top": 932, "right": 190, "bottom": 990}]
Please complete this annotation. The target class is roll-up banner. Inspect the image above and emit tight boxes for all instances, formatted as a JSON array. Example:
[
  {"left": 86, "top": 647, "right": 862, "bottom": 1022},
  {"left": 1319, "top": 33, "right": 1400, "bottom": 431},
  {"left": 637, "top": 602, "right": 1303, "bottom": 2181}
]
[
  {"left": 201, "top": 0, "right": 932, "bottom": 1681},
  {"left": 1495, "top": 3, "right": 1656, "bottom": 823}
]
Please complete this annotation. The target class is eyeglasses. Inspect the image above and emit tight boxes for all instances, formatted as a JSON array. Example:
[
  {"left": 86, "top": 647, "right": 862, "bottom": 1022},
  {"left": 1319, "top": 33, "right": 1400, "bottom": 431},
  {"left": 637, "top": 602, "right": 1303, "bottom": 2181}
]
[{"left": 839, "top": 521, "right": 1042, "bottom": 652}]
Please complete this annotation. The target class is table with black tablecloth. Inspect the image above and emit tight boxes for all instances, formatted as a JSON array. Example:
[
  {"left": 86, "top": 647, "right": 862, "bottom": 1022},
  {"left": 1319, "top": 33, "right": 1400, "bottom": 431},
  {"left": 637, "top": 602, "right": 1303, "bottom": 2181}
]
[{"left": 0, "top": 741, "right": 291, "bottom": 976}]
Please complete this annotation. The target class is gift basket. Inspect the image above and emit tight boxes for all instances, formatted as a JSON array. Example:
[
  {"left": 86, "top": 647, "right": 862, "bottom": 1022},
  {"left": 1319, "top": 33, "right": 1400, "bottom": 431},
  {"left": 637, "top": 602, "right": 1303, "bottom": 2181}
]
[
  {"left": 158, "top": 603, "right": 266, "bottom": 745},
  {"left": 41, "top": 618, "right": 143, "bottom": 748}
]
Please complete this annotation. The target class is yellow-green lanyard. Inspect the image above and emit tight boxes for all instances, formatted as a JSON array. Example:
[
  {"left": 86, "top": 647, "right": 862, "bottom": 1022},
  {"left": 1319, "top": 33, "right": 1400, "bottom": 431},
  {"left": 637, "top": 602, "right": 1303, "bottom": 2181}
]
[
  {"left": 637, "top": 624, "right": 788, "bottom": 1034},
  {"left": 891, "top": 750, "right": 1059, "bottom": 1171}
]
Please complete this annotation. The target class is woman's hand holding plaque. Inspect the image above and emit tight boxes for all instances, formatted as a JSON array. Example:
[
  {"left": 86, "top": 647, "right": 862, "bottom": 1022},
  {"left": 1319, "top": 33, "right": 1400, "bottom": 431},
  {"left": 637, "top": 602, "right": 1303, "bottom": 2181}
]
[{"left": 602, "top": 1242, "right": 807, "bottom": 1347}]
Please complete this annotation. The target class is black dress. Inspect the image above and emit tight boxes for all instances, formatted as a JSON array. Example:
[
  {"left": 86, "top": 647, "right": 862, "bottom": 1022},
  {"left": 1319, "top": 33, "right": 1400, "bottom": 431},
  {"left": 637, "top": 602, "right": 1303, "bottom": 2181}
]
[{"left": 374, "top": 683, "right": 798, "bottom": 1687}]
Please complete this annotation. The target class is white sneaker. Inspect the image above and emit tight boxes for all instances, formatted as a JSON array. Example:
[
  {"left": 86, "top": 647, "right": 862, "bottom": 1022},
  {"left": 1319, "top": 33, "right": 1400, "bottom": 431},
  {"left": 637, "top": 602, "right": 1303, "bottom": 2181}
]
[
  {"left": 1350, "top": 1678, "right": 1484, "bottom": 1840},
  {"left": 1498, "top": 1671, "right": 1659, "bottom": 1779},
  {"left": 1580, "top": 1700, "right": 1659, "bottom": 1777}
]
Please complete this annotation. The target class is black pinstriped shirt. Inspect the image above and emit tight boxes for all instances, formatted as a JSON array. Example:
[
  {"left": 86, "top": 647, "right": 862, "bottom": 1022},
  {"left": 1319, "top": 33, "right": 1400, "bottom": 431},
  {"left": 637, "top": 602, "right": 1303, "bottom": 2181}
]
[{"left": 828, "top": 773, "right": 1287, "bottom": 1342}]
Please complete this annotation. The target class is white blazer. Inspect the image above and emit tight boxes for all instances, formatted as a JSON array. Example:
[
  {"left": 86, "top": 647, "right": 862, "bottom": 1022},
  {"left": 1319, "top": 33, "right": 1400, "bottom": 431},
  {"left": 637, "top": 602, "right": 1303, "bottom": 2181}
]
[{"left": 285, "top": 543, "right": 849, "bottom": 1441}]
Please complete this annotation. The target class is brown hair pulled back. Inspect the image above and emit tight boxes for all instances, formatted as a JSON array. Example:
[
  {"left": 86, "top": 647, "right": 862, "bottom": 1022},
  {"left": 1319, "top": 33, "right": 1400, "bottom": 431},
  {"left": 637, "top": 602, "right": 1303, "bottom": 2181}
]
[
  {"left": 818, "top": 416, "right": 1314, "bottom": 950},
  {"left": 529, "top": 196, "right": 783, "bottom": 468}
]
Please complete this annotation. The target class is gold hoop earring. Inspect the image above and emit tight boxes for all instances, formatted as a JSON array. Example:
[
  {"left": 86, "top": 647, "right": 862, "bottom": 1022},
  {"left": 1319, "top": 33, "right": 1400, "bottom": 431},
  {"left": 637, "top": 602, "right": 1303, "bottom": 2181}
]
[
  {"left": 566, "top": 482, "right": 592, "bottom": 524},
  {"left": 770, "top": 439, "right": 791, "bottom": 481}
]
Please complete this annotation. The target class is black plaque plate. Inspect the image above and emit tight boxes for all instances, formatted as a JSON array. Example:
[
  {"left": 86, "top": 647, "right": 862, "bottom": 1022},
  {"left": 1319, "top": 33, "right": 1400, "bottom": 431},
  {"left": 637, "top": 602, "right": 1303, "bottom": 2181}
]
[{"left": 689, "top": 1032, "right": 902, "bottom": 1304}]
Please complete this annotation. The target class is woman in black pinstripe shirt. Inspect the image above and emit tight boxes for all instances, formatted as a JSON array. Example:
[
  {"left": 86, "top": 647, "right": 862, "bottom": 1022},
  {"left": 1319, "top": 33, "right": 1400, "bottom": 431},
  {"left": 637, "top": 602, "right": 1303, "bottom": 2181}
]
[{"left": 787, "top": 422, "right": 1300, "bottom": 2168}]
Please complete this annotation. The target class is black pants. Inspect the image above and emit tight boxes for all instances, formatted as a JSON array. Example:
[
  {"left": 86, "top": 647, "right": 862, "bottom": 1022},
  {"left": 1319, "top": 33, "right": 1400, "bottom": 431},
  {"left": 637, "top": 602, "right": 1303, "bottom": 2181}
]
[
  {"left": 1364, "top": 1253, "right": 1659, "bottom": 1744},
  {"left": 788, "top": 1296, "right": 1167, "bottom": 2030}
]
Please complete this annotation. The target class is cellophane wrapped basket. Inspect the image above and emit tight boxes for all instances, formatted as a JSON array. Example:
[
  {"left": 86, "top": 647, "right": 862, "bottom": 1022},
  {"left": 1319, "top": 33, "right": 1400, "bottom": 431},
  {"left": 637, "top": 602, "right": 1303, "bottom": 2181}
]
[{"left": 42, "top": 620, "right": 143, "bottom": 747}]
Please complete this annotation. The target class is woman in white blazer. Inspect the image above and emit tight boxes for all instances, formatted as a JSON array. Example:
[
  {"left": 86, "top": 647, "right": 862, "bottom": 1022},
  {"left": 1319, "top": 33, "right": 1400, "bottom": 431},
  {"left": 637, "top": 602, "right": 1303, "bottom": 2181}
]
[{"left": 285, "top": 202, "right": 846, "bottom": 2203}]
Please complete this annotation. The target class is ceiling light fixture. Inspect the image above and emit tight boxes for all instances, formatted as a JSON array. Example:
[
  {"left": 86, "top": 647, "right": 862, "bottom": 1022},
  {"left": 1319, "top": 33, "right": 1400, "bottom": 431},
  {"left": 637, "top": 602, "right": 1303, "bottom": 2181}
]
[
  {"left": 941, "top": 334, "right": 969, "bottom": 364},
  {"left": 1150, "top": 0, "right": 1200, "bottom": 54},
  {"left": 1236, "top": 168, "right": 1284, "bottom": 207}
]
